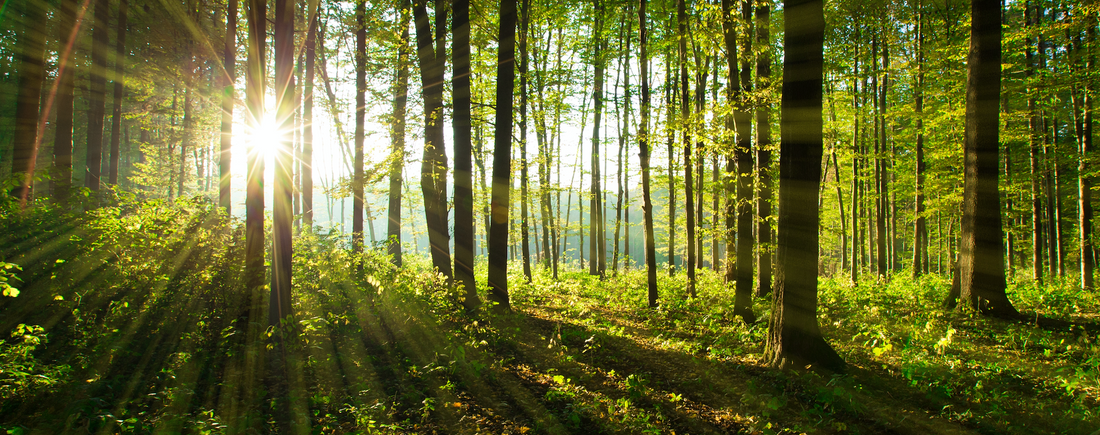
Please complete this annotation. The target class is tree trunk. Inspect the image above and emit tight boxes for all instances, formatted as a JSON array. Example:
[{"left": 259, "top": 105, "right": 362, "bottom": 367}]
[
  {"left": 612, "top": 15, "right": 630, "bottom": 275},
  {"left": 220, "top": 0, "right": 237, "bottom": 212},
  {"left": 245, "top": 0, "right": 267, "bottom": 315},
  {"left": 520, "top": 0, "right": 532, "bottom": 281},
  {"left": 353, "top": 0, "right": 366, "bottom": 254},
  {"left": 108, "top": 0, "right": 128, "bottom": 186},
  {"left": 667, "top": 65, "right": 677, "bottom": 276},
  {"left": 52, "top": 0, "right": 78, "bottom": 205},
  {"left": 488, "top": 0, "right": 517, "bottom": 311},
  {"left": 85, "top": 0, "right": 110, "bottom": 195},
  {"left": 956, "top": 0, "right": 1018, "bottom": 317},
  {"left": 389, "top": 7, "right": 410, "bottom": 267},
  {"left": 679, "top": 0, "right": 695, "bottom": 296},
  {"left": 270, "top": 0, "right": 295, "bottom": 327},
  {"left": 1081, "top": 23, "right": 1095, "bottom": 290},
  {"left": 453, "top": 0, "right": 478, "bottom": 308},
  {"left": 590, "top": 0, "right": 606, "bottom": 278},
  {"left": 10, "top": 0, "right": 46, "bottom": 205},
  {"left": 734, "top": 0, "right": 755, "bottom": 322},
  {"left": 1027, "top": 2, "right": 1044, "bottom": 283},
  {"left": 755, "top": 0, "right": 773, "bottom": 297},
  {"left": 303, "top": 2, "right": 317, "bottom": 230},
  {"left": 764, "top": 0, "right": 844, "bottom": 372},
  {"left": 180, "top": 89, "right": 192, "bottom": 198},
  {"left": 413, "top": 0, "right": 453, "bottom": 280},
  {"left": 639, "top": 0, "right": 660, "bottom": 307},
  {"left": 913, "top": 5, "right": 927, "bottom": 279}
]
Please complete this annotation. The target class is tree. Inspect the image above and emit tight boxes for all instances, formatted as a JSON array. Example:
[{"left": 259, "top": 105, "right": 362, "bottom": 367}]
[
  {"left": 389, "top": 6, "right": 410, "bottom": 267},
  {"left": 590, "top": 0, "right": 606, "bottom": 278},
  {"left": 488, "top": 0, "right": 518, "bottom": 311},
  {"left": 10, "top": 0, "right": 47, "bottom": 205},
  {"left": 413, "top": 0, "right": 453, "bottom": 280},
  {"left": 352, "top": 0, "right": 366, "bottom": 254},
  {"left": 108, "top": 0, "right": 129, "bottom": 186},
  {"left": 453, "top": 0, "right": 479, "bottom": 309},
  {"left": 953, "top": 0, "right": 1019, "bottom": 317},
  {"left": 764, "top": 0, "right": 845, "bottom": 372},
  {"left": 520, "top": 0, "right": 533, "bottom": 281},
  {"left": 245, "top": 0, "right": 266, "bottom": 310},
  {"left": 1080, "top": 24, "right": 1095, "bottom": 289},
  {"left": 912, "top": 1, "right": 926, "bottom": 279},
  {"left": 270, "top": 0, "right": 295, "bottom": 327},
  {"left": 679, "top": 0, "right": 695, "bottom": 296},
  {"left": 639, "top": 0, "right": 659, "bottom": 307},
  {"left": 754, "top": 0, "right": 773, "bottom": 297},
  {"left": 302, "top": 0, "right": 318, "bottom": 229},
  {"left": 52, "top": 0, "right": 79, "bottom": 205},
  {"left": 725, "top": 0, "right": 754, "bottom": 323},
  {"left": 86, "top": 0, "right": 110, "bottom": 194},
  {"left": 220, "top": 0, "right": 238, "bottom": 212}
]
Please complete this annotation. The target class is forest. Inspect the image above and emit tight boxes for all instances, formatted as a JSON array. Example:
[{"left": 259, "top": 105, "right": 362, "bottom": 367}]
[{"left": 1, "top": 0, "right": 1099, "bottom": 432}]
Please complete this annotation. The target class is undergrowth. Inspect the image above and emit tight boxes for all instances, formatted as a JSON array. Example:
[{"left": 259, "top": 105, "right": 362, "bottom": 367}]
[{"left": 0, "top": 198, "right": 1097, "bottom": 434}]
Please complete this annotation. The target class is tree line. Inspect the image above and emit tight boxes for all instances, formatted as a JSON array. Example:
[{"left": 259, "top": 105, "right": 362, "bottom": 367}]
[{"left": 2, "top": 0, "right": 1095, "bottom": 370}]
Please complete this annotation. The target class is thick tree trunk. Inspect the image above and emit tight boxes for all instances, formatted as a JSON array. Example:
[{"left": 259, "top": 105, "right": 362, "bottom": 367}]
[
  {"left": 108, "top": 0, "right": 128, "bottom": 186},
  {"left": 220, "top": 0, "right": 237, "bottom": 212},
  {"left": 764, "top": 0, "right": 844, "bottom": 372},
  {"left": 913, "top": 5, "right": 927, "bottom": 279},
  {"left": 755, "top": 0, "right": 773, "bottom": 297},
  {"left": 11, "top": 0, "right": 47, "bottom": 205},
  {"left": 639, "top": 0, "right": 660, "bottom": 307},
  {"left": 488, "top": 0, "right": 518, "bottom": 310},
  {"left": 956, "top": 0, "right": 1018, "bottom": 317},
  {"left": 270, "top": 0, "right": 295, "bottom": 327},
  {"left": 1081, "top": 24, "right": 1095, "bottom": 290},
  {"left": 735, "top": 0, "right": 755, "bottom": 322},
  {"left": 453, "top": 0, "right": 478, "bottom": 308},
  {"left": 52, "top": 0, "right": 79, "bottom": 205},
  {"left": 413, "top": 0, "right": 453, "bottom": 280}
]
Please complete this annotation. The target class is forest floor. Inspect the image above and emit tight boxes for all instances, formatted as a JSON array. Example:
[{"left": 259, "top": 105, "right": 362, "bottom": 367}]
[{"left": 1, "top": 199, "right": 1099, "bottom": 434}]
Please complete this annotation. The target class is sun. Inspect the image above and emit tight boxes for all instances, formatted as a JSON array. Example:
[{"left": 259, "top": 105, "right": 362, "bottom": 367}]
[{"left": 238, "top": 112, "right": 287, "bottom": 157}]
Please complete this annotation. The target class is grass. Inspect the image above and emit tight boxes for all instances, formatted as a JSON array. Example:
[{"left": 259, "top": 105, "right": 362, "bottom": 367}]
[{"left": 1, "top": 198, "right": 1098, "bottom": 434}]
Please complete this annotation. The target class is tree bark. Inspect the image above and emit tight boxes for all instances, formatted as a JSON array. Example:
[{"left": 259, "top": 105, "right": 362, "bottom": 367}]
[
  {"left": 913, "top": 3, "right": 926, "bottom": 279},
  {"left": 85, "top": 0, "right": 110, "bottom": 195},
  {"left": 488, "top": 0, "right": 518, "bottom": 311},
  {"left": 1027, "top": 2, "right": 1044, "bottom": 283},
  {"left": 245, "top": 0, "right": 267, "bottom": 315},
  {"left": 520, "top": 0, "right": 533, "bottom": 281},
  {"left": 590, "top": 0, "right": 606, "bottom": 278},
  {"left": 1081, "top": 23, "right": 1095, "bottom": 290},
  {"left": 755, "top": 0, "right": 773, "bottom": 297},
  {"left": 639, "top": 0, "right": 660, "bottom": 307},
  {"left": 956, "top": 0, "right": 1018, "bottom": 317},
  {"left": 353, "top": 0, "right": 366, "bottom": 254},
  {"left": 388, "top": 7, "right": 410, "bottom": 267},
  {"left": 108, "top": 0, "right": 128, "bottom": 186},
  {"left": 52, "top": 0, "right": 79, "bottom": 205},
  {"left": 270, "top": 0, "right": 295, "bottom": 327},
  {"left": 734, "top": 0, "right": 755, "bottom": 322},
  {"left": 413, "top": 0, "right": 453, "bottom": 280},
  {"left": 303, "top": 1, "right": 318, "bottom": 229},
  {"left": 679, "top": 0, "right": 695, "bottom": 296},
  {"left": 764, "top": 0, "right": 845, "bottom": 373},
  {"left": 453, "top": 0, "right": 478, "bottom": 308},
  {"left": 10, "top": 0, "right": 46, "bottom": 205},
  {"left": 220, "top": 0, "right": 237, "bottom": 212}
]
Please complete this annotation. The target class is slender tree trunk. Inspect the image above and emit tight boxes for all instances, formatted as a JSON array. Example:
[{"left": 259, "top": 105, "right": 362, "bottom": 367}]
[
  {"left": 245, "top": 0, "right": 267, "bottom": 318},
  {"left": 108, "top": 0, "right": 128, "bottom": 186},
  {"left": 389, "top": 7, "right": 410, "bottom": 267},
  {"left": 667, "top": 65, "right": 677, "bottom": 276},
  {"left": 590, "top": 0, "right": 607, "bottom": 278},
  {"left": 1081, "top": 23, "right": 1095, "bottom": 289},
  {"left": 353, "top": 0, "right": 366, "bottom": 254},
  {"left": 735, "top": 0, "right": 755, "bottom": 320},
  {"left": 725, "top": 0, "right": 752, "bottom": 320},
  {"left": 612, "top": 15, "right": 630, "bottom": 275},
  {"left": 179, "top": 89, "right": 192, "bottom": 197},
  {"left": 1027, "top": 2, "right": 1044, "bottom": 283},
  {"left": 519, "top": 0, "right": 532, "bottom": 281},
  {"left": 220, "top": 0, "right": 237, "bottom": 212},
  {"left": 755, "top": 0, "right": 773, "bottom": 296},
  {"left": 954, "top": 0, "right": 1018, "bottom": 317},
  {"left": 913, "top": 5, "right": 927, "bottom": 279},
  {"left": 453, "top": 0, "right": 478, "bottom": 307},
  {"left": 679, "top": 0, "right": 696, "bottom": 296},
  {"left": 639, "top": 0, "right": 659, "bottom": 307},
  {"left": 488, "top": 0, "right": 518, "bottom": 310},
  {"left": 52, "top": 0, "right": 80, "bottom": 205},
  {"left": 303, "top": 2, "right": 317, "bottom": 230},
  {"left": 764, "top": 0, "right": 844, "bottom": 372},
  {"left": 85, "top": 0, "right": 110, "bottom": 195}
]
